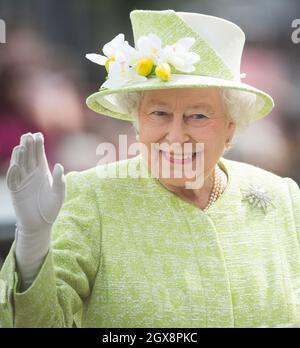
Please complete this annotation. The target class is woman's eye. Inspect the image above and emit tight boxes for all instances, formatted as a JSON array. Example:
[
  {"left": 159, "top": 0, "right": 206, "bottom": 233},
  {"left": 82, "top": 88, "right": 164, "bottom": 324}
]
[
  {"left": 151, "top": 111, "right": 168, "bottom": 117},
  {"left": 188, "top": 114, "right": 207, "bottom": 120}
]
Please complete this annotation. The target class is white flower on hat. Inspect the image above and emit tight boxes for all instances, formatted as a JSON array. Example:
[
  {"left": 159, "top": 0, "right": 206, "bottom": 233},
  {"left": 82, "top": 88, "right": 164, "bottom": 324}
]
[
  {"left": 101, "top": 52, "right": 147, "bottom": 89},
  {"left": 86, "top": 33, "right": 137, "bottom": 72},
  {"left": 86, "top": 32, "right": 201, "bottom": 87},
  {"left": 136, "top": 33, "right": 164, "bottom": 65},
  {"left": 134, "top": 34, "right": 200, "bottom": 79},
  {"left": 162, "top": 38, "right": 200, "bottom": 73}
]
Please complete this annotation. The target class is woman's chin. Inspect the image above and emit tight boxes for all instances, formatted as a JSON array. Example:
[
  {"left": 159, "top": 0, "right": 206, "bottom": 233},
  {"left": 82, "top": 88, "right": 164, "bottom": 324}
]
[{"left": 158, "top": 176, "right": 194, "bottom": 188}]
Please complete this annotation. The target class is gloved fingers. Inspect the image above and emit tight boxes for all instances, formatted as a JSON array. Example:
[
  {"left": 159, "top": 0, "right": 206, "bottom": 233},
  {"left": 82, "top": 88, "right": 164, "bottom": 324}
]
[
  {"left": 35, "top": 132, "right": 49, "bottom": 172},
  {"left": 6, "top": 164, "right": 21, "bottom": 191},
  {"left": 19, "top": 132, "right": 38, "bottom": 173},
  {"left": 25, "top": 133, "right": 37, "bottom": 173},
  {"left": 20, "top": 132, "right": 33, "bottom": 149},
  {"left": 20, "top": 133, "right": 33, "bottom": 173},
  {"left": 52, "top": 163, "right": 66, "bottom": 195},
  {"left": 10, "top": 144, "right": 23, "bottom": 165},
  {"left": 10, "top": 144, "right": 20, "bottom": 167},
  {"left": 16, "top": 145, "right": 26, "bottom": 182},
  {"left": 17, "top": 145, "right": 24, "bottom": 165},
  {"left": 7, "top": 145, "right": 27, "bottom": 190}
]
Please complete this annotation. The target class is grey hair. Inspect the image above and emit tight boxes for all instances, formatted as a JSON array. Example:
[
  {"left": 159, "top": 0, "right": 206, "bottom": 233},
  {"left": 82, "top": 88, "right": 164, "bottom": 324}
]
[{"left": 114, "top": 88, "right": 262, "bottom": 152}]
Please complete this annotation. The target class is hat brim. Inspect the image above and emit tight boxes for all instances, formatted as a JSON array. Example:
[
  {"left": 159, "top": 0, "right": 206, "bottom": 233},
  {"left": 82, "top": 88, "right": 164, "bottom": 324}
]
[{"left": 86, "top": 74, "right": 274, "bottom": 123}]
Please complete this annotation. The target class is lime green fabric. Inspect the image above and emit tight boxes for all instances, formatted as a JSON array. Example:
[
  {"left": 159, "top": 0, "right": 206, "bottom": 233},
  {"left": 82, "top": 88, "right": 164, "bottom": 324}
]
[{"left": 0, "top": 154, "right": 300, "bottom": 328}]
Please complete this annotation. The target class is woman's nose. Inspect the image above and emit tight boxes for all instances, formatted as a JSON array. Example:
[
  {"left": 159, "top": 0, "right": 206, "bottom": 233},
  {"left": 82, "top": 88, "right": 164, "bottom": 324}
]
[{"left": 165, "top": 117, "right": 189, "bottom": 145}]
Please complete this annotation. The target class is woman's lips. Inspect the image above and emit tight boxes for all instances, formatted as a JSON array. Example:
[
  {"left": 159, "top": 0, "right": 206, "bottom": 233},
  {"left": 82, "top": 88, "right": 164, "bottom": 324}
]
[{"left": 159, "top": 150, "right": 196, "bottom": 164}]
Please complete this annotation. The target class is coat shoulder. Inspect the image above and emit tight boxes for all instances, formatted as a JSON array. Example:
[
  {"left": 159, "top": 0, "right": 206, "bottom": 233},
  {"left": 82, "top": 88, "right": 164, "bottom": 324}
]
[
  {"left": 221, "top": 157, "right": 282, "bottom": 181},
  {"left": 220, "top": 157, "right": 299, "bottom": 200},
  {"left": 65, "top": 155, "right": 143, "bottom": 197},
  {"left": 76, "top": 155, "right": 141, "bottom": 181}
]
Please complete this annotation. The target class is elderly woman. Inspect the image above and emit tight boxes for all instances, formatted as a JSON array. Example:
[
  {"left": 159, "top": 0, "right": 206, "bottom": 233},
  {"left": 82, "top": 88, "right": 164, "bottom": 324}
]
[{"left": 1, "top": 9, "right": 300, "bottom": 328}]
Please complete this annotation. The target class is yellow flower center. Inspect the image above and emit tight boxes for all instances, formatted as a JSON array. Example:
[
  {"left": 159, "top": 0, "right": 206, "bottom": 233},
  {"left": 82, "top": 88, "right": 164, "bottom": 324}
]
[
  {"left": 105, "top": 56, "right": 115, "bottom": 72},
  {"left": 155, "top": 63, "right": 171, "bottom": 81},
  {"left": 136, "top": 58, "right": 154, "bottom": 76}
]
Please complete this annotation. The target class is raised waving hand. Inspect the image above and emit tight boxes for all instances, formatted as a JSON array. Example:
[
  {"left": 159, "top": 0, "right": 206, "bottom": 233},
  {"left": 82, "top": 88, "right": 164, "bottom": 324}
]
[{"left": 6, "top": 132, "right": 66, "bottom": 290}]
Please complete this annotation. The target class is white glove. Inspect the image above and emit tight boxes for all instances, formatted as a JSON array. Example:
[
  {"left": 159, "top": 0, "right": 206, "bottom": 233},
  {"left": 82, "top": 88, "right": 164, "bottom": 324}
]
[{"left": 6, "top": 132, "right": 66, "bottom": 290}]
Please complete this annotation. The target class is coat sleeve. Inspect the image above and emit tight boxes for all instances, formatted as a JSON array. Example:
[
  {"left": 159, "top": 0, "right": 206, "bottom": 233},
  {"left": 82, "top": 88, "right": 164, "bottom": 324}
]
[
  {"left": 0, "top": 170, "right": 101, "bottom": 328},
  {"left": 284, "top": 177, "right": 300, "bottom": 240}
]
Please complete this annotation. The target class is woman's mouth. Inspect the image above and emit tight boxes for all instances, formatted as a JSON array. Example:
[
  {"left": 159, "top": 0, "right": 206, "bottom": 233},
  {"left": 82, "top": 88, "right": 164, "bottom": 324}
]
[{"left": 159, "top": 150, "right": 197, "bottom": 164}]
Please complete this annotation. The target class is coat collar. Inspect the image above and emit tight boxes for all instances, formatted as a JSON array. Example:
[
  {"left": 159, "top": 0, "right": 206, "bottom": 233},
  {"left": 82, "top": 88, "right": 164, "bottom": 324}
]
[{"left": 135, "top": 154, "right": 275, "bottom": 216}]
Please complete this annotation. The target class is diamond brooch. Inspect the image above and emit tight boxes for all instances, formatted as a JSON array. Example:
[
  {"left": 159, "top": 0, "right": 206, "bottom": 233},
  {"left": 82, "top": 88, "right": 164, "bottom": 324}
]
[{"left": 240, "top": 183, "right": 275, "bottom": 213}]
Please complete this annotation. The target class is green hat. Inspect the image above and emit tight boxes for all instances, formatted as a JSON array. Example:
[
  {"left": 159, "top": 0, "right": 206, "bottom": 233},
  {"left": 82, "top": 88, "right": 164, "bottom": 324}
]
[{"left": 85, "top": 9, "right": 274, "bottom": 123}]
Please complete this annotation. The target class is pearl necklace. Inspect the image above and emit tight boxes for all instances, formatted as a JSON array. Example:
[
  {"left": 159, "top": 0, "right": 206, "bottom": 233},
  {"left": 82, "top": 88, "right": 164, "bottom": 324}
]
[{"left": 203, "top": 165, "right": 224, "bottom": 212}]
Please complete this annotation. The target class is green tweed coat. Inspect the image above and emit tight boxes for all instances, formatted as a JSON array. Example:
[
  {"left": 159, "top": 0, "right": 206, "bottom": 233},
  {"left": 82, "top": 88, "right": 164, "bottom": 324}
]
[{"left": 0, "top": 154, "right": 300, "bottom": 328}]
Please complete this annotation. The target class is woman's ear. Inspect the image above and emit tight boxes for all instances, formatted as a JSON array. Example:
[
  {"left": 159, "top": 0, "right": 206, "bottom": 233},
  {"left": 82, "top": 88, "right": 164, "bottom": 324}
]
[
  {"left": 224, "top": 121, "right": 236, "bottom": 150},
  {"left": 227, "top": 121, "right": 236, "bottom": 141}
]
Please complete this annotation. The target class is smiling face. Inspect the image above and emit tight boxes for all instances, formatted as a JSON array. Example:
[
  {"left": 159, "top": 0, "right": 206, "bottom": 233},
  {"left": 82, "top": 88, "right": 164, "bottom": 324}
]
[{"left": 137, "top": 87, "right": 236, "bottom": 189}]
